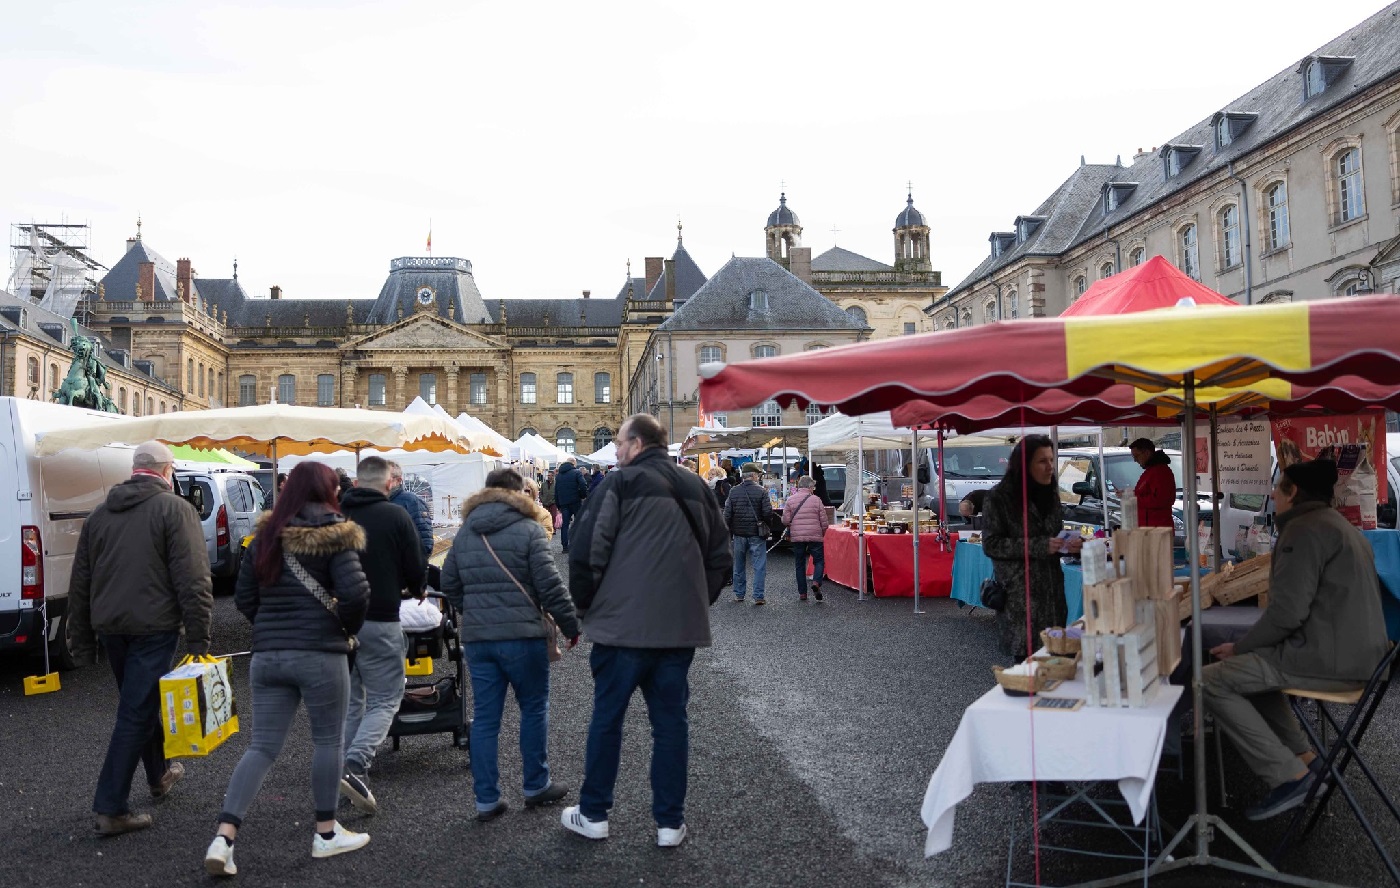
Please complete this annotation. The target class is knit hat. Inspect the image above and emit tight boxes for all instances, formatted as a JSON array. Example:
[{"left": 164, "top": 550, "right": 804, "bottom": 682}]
[
  {"left": 132, "top": 440, "right": 175, "bottom": 469},
  {"left": 740, "top": 462, "right": 763, "bottom": 477},
  {"left": 1282, "top": 458, "right": 1339, "bottom": 501}
]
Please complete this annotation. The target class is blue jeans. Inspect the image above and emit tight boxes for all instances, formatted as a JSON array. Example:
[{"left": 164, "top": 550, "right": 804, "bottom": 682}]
[
  {"left": 219, "top": 649, "right": 349, "bottom": 824},
  {"left": 579, "top": 645, "right": 694, "bottom": 828},
  {"left": 559, "top": 504, "right": 579, "bottom": 550},
  {"left": 343, "top": 619, "right": 406, "bottom": 772},
  {"left": 465, "top": 638, "right": 552, "bottom": 811},
  {"left": 93, "top": 630, "right": 180, "bottom": 815},
  {"left": 732, "top": 536, "right": 767, "bottom": 600},
  {"left": 792, "top": 540, "right": 825, "bottom": 595}
]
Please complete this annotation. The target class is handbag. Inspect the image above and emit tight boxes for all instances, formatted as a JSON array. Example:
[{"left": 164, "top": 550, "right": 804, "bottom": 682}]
[
  {"left": 284, "top": 553, "right": 359, "bottom": 668},
  {"left": 979, "top": 576, "right": 1008, "bottom": 611},
  {"left": 480, "top": 534, "right": 563, "bottom": 662}
]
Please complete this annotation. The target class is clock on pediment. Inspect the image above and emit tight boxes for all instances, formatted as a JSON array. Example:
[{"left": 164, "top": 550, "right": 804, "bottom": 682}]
[{"left": 414, "top": 286, "right": 437, "bottom": 312}]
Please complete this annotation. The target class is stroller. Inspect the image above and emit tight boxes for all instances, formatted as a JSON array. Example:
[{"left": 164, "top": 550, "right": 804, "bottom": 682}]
[{"left": 389, "top": 590, "right": 471, "bottom": 752}]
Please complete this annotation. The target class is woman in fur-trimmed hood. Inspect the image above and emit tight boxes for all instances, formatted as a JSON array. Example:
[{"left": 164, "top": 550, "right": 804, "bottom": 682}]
[{"left": 441, "top": 468, "right": 580, "bottom": 820}]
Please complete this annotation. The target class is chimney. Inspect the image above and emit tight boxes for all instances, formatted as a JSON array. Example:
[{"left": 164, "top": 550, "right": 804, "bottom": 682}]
[
  {"left": 138, "top": 261, "right": 155, "bottom": 302},
  {"left": 644, "top": 257, "right": 663, "bottom": 296},
  {"left": 176, "top": 258, "right": 194, "bottom": 303},
  {"left": 664, "top": 259, "right": 676, "bottom": 304},
  {"left": 789, "top": 247, "right": 813, "bottom": 284},
  {"left": 1132, "top": 146, "right": 1154, "bottom": 162},
  {"left": 270, "top": 285, "right": 282, "bottom": 300},
  {"left": 125, "top": 237, "right": 140, "bottom": 254},
  {"left": 582, "top": 289, "right": 590, "bottom": 299}
]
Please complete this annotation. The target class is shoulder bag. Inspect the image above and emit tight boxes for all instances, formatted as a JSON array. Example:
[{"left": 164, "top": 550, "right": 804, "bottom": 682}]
[
  {"left": 480, "top": 534, "right": 563, "bottom": 662},
  {"left": 283, "top": 552, "right": 360, "bottom": 667}
]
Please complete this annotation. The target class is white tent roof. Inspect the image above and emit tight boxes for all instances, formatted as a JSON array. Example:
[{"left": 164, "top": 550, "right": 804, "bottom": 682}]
[
  {"left": 453, "top": 410, "right": 514, "bottom": 456},
  {"left": 808, "top": 412, "right": 915, "bottom": 451},
  {"left": 514, "top": 432, "right": 573, "bottom": 464},
  {"left": 583, "top": 441, "right": 617, "bottom": 465},
  {"left": 682, "top": 425, "right": 809, "bottom": 454}
]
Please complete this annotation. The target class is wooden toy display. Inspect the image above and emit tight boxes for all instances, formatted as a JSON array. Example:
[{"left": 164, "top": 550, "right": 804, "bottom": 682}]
[{"left": 1200, "top": 553, "right": 1272, "bottom": 607}]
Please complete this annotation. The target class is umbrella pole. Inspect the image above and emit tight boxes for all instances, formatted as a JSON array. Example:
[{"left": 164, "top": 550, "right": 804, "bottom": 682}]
[
  {"left": 1098, "top": 428, "right": 1109, "bottom": 530},
  {"left": 912, "top": 427, "right": 923, "bottom": 615},
  {"left": 937, "top": 426, "right": 947, "bottom": 552},
  {"left": 857, "top": 433, "right": 866, "bottom": 602},
  {"left": 1210, "top": 407, "right": 1223, "bottom": 566}
]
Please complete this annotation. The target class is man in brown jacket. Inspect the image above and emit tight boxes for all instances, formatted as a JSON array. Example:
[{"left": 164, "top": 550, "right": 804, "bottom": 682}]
[
  {"left": 68, "top": 441, "right": 213, "bottom": 837},
  {"left": 1204, "top": 458, "right": 1389, "bottom": 821}
]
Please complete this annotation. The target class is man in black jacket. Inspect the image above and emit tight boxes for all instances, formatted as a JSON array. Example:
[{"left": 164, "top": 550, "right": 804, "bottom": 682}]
[
  {"left": 337, "top": 456, "right": 427, "bottom": 813},
  {"left": 554, "top": 457, "right": 590, "bottom": 553},
  {"left": 723, "top": 463, "right": 773, "bottom": 605},
  {"left": 563, "top": 414, "right": 731, "bottom": 847}
]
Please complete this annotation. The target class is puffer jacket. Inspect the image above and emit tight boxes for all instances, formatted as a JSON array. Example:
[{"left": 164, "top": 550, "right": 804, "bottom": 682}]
[
  {"left": 555, "top": 463, "right": 589, "bottom": 508},
  {"left": 389, "top": 486, "right": 434, "bottom": 556},
  {"left": 540, "top": 478, "right": 556, "bottom": 507},
  {"left": 441, "top": 488, "right": 579, "bottom": 644},
  {"left": 68, "top": 473, "right": 213, "bottom": 663},
  {"left": 782, "top": 488, "right": 829, "bottom": 542},
  {"left": 235, "top": 507, "right": 370, "bottom": 654},
  {"left": 723, "top": 479, "right": 772, "bottom": 538}
]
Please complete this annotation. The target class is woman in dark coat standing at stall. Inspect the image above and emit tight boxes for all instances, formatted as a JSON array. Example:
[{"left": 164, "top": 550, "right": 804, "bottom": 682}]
[
  {"left": 204, "top": 462, "right": 372, "bottom": 876},
  {"left": 982, "top": 434, "right": 1080, "bottom": 661}
]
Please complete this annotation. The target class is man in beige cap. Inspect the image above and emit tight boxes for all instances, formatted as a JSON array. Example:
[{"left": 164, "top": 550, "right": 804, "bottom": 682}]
[{"left": 68, "top": 440, "right": 213, "bottom": 837}]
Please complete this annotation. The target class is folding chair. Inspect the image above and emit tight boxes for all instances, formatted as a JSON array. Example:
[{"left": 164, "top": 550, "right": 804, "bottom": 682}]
[{"left": 1270, "top": 643, "right": 1400, "bottom": 885}]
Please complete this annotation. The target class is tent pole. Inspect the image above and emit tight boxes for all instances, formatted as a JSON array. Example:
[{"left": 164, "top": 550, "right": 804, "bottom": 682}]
[
  {"left": 937, "top": 426, "right": 947, "bottom": 552},
  {"left": 1210, "top": 407, "right": 1223, "bottom": 566},
  {"left": 857, "top": 432, "right": 866, "bottom": 602},
  {"left": 270, "top": 440, "right": 279, "bottom": 508},
  {"left": 912, "top": 426, "right": 923, "bottom": 615},
  {"left": 1098, "top": 428, "right": 1109, "bottom": 529}
]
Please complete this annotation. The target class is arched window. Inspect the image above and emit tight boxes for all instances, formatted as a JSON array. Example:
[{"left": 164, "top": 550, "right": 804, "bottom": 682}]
[
  {"left": 198, "top": 362, "right": 205, "bottom": 397},
  {"left": 419, "top": 373, "right": 437, "bottom": 405},
  {"left": 368, "top": 373, "right": 386, "bottom": 406},
  {"left": 556, "top": 427, "right": 576, "bottom": 454},
  {"left": 556, "top": 372, "right": 573, "bottom": 404},
  {"left": 943, "top": 315, "right": 956, "bottom": 330},
  {"left": 1006, "top": 290, "right": 1019, "bottom": 320},
  {"left": 519, "top": 427, "right": 538, "bottom": 437},
  {"left": 1266, "top": 182, "right": 1290, "bottom": 250},
  {"left": 131, "top": 394, "right": 140, "bottom": 416},
  {"left": 983, "top": 298, "right": 996, "bottom": 323},
  {"left": 1220, "top": 205, "right": 1241, "bottom": 268},
  {"left": 519, "top": 372, "right": 536, "bottom": 404},
  {"left": 1130, "top": 247, "right": 1146, "bottom": 267},
  {"left": 592, "top": 427, "right": 612, "bottom": 451},
  {"left": 1073, "top": 276, "right": 1087, "bottom": 299},
  {"left": 1260, "top": 291, "right": 1293, "bottom": 305},
  {"left": 1100, "top": 261, "right": 1114, "bottom": 279},
  {"left": 187, "top": 359, "right": 194, "bottom": 391},
  {"left": 208, "top": 368, "right": 215, "bottom": 399},
  {"left": 26, "top": 356, "right": 38, "bottom": 387},
  {"left": 277, "top": 373, "right": 296, "bottom": 405},
  {"left": 160, "top": 401, "right": 167, "bottom": 414},
  {"left": 753, "top": 344, "right": 777, "bottom": 359},
  {"left": 48, "top": 363, "right": 59, "bottom": 393},
  {"left": 1178, "top": 224, "right": 1199, "bottom": 280},
  {"left": 594, "top": 372, "right": 611, "bottom": 404},
  {"left": 752, "top": 400, "right": 782, "bottom": 427},
  {"left": 146, "top": 397, "right": 154, "bottom": 415},
  {"left": 118, "top": 387, "right": 128, "bottom": 412},
  {"left": 844, "top": 305, "right": 868, "bottom": 326},
  {"left": 1336, "top": 148, "right": 1364, "bottom": 223},
  {"left": 961, "top": 308, "right": 972, "bottom": 327},
  {"left": 216, "top": 372, "right": 223, "bottom": 400},
  {"left": 699, "top": 345, "right": 722, "bottom": 365}
]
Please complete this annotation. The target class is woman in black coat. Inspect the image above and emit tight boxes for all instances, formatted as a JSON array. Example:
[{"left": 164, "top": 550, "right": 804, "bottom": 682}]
[
  {"left": 982, "top": 435, "right": 1080, "bottom": 661},
  {"left": 205, "top": 462, "right": 371, "bottom": 875}
]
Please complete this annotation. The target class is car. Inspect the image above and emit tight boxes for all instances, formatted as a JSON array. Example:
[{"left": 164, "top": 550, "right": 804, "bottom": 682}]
[
  {"left": 1055, "top": 447, "right": 1200, "bottom": 545},
  {"left": 817, "top": 463, "right": 882, "bottom": 509},
  {"left": 917, "top": 436, "right": 1017, "bottom": 528},
  {"left": 173, "top": 470, "right": 264, "bottom": 589}
]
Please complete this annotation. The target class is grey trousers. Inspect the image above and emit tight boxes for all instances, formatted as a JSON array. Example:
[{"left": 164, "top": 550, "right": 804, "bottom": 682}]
[
  {"left": 343, "top": 619, "right": 406, "bottom": 772},
  {"left": 1202, "top": 652, "right": 1361, "bottom": 789},
  {"left": 219, "top": 649, "right": 349, "bottom": 825}
]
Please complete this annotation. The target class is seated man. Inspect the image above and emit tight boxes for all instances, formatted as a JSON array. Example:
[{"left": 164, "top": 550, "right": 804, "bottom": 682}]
[{"left": 1203, "top": 458, "right": 1390, "bottom": 821}]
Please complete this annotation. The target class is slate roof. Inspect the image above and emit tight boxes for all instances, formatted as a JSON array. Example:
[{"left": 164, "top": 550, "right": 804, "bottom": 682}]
[
  {"left": 895, "top": 194, "right": 926, "bottom": 228},
  {"left": 98, "top": 241, "right": 181, "bottom": 302},
  {"left": 365, "top": 257, "right": 493, "bottom": 325},
  {"left": 947, "top": 2, "right": 1400, "bottom": 297},
  {"left": 765, "top": 193, "right": 800, "bottom": 228},
  {"left": 0, "top": 288, "right": 174, "bottom": 389},
  {"left": 657, "top": 257, "right": 868, "bottom": 332},
  {"left": 613, "top": 275, "right": 648, "bottom": 300},
  {"left": 497, "top": 296, "right": 625, "bottom": 328},
  {"left": 811, "top": 246, "right": 893, "bottom": 273},
  {"left": 644, "top": 241, "right": 709, "bottom": 304},
  {"left": 232, "top": 296, "right": 375, "bottom": 329}
]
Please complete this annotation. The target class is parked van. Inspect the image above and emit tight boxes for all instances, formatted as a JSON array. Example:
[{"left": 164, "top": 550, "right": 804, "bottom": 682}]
[
  {"left": 174, "top": 470, "right": 264, "bottom": 586},
  {"left": 0, "top": 397, "right": 135, "bottom": 668},
  {"left": 919, "top": 435, "right": 1017, "bottom": 527}
]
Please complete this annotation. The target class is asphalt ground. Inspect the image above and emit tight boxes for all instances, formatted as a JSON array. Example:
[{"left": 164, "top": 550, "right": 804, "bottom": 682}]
[{"left": 3, "top": 546, "right": 1400, "bottom": 888}]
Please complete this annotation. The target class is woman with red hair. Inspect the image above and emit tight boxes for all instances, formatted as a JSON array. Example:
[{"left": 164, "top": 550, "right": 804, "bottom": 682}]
[{"left": 204, "top": 462, "right": 371, "bottom": 877}]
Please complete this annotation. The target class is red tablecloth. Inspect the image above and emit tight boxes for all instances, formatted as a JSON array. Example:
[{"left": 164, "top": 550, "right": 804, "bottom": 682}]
[{"left": 821, "top": 526, "right": 957, "bottom": 598}]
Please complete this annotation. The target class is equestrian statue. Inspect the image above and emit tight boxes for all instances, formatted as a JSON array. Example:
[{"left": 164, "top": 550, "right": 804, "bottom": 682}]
[{"left": 53, "top": 318, "right": 119, "bottom": 412}]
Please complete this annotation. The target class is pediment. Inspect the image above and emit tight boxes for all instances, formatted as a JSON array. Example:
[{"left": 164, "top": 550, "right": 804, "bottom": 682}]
[{"left": 346, "top": 315, "right": 505, "bottom": 351}]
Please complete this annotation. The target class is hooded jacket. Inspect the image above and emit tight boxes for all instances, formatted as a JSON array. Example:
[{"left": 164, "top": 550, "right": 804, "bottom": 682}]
[
  {"left": 782, "top": 488, "right": 829, "bottom": 542},
  {"left": 389, "top": 486, "right": 434, "bottom": 556},
  {"left": 235, "top": 508, "right": 370, "bottom": 653},
  {"left": 555, "top": 462, "right": 589, "bottom": 508},
  {"left": 67, "top": 474, "right": 213, "bottom": 663},
  {"left": 1133, "top": 450, "right": 1176, "bottom": 528},
  {"left": 723, "top": 478, "right": 773, "bottom": 538},
  {"left": 441, "top": 488, "right": 579, "bottom": 644},
  {"left": 1234, "top": 500, "right": 1389, "bottom": 681},
  {"left": 339, "top": 486, "right": 427, "bottom": 621}
]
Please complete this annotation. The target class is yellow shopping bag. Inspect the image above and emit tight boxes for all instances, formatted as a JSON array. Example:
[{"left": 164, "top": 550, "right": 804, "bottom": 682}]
[{"left": 161, "top": 655, "right": 239, "bottom": 758}]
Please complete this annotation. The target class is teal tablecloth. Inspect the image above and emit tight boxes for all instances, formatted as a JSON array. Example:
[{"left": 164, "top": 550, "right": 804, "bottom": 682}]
[
  {"left": 1363, "top": 529, "right": 1400, "bottom": 641},
  {"left": 950, "top": 541, "right": 1084, "bottom": 623}
]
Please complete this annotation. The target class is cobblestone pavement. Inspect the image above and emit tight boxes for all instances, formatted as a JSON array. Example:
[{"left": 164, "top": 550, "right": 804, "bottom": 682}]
[{"left": 2, "top": 546, "right": 1397, "bottom": 887}]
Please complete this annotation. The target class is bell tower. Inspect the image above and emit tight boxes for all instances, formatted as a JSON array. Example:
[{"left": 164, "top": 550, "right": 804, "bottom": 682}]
[
  {"left": 764, "top": 192, "right": 803, "bottom": 268},
  {"left": 893, "top": 188, "right": 931, "bottom": 273}
]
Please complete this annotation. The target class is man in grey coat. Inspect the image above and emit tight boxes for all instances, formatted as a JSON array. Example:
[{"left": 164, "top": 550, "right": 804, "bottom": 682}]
[
  {"left": 1204, "top": 458, "right": 1390, "bottom": 821},
  {"left": 561, "top": 413, "right": 732, "bottom": 848}
]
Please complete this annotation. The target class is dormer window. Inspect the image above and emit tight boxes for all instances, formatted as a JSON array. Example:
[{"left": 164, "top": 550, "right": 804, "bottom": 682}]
[
  {"left": 1161, "top": 144, "right": 1202, "bottom": 179},
  {"left": 989, "top": 232, "right": 1016, "bottom": 258},
  {"left": 1102, "top": 182, "right": 1139, "bottom": 213},
  {"left": 1300, "top": 56, "right": 1353, "bottom": 100},
  {"left": 1212, "top": 111, "right": 1259, "bottom": 149},
  {"left": 1014, "top": 216, "right": 1045, "bottom": 243},
  {"left": 749, "top": 289, "right": 769, "bottom": 310}
]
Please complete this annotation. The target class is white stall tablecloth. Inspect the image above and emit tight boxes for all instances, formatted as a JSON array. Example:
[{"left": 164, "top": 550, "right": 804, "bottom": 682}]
[{"left": 921, "top": 674, "right": 1182, "bottom": 857}]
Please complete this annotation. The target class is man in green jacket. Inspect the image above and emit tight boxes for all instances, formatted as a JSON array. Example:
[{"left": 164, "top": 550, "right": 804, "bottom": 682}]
[
  {"left": 1204, "top": 458, "right": 1389, "bottom": 821},
  {"left": 68, "top": 441, "right": 213, "bottom": 837}
]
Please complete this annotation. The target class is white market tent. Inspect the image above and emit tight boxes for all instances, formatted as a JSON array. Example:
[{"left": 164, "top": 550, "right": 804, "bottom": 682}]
[
  {"left": 514, "top": 432, "right": 574, "bottom": 465},
  {"left": 453, "top": 411, "right": 515, "bottom": 457},
  {"left": 583, "top": 441, "right": 618, "bottom": 465},
  {"left": 280, "top": 447, "right": 500, "bottom": 525}
]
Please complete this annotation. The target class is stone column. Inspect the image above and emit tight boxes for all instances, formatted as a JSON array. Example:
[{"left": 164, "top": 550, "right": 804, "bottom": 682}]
[
  {"left": 341, "top": 365, "right": 358, "bottom": 408},
  {"left": 392, "top": 363, "right": 408, "bottom": 410},
  {"left": 444, "top": 360, "right": 460, "bottom": 414}
]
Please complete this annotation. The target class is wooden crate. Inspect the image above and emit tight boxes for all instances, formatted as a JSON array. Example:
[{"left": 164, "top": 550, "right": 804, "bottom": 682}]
[
  {"left": 1082, "top": 603, "right": 1159, "bottom": 707},
  {"left": 1202, "top": 554, "right": 1272, "bottom": 606},
  {"left": 1113, "top": 528, "right": 1175, "bottom": 599},
  {"left": 1173, "top": 579, "right": 1215, "bottom": 621},
  {"left": 1083, "top": 578, "right": 1136, "bottom": 634},
  {"left": 1153, "top": 599, "right": 1182, "bottom": 677}
]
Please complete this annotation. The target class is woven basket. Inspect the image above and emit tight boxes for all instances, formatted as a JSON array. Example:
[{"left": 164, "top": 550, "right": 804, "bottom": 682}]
[
  {"left": 993, "top": 665, "right": 1048, "bottom": 695},
  {"left": 1032, "top": 654, "right": 1080, "bottom": 681},
  {"left": 1040, "top": 629, "right": 1082, "bottom": 657}
]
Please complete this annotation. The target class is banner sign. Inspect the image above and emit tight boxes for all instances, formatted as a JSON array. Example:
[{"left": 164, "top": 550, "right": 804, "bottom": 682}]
[
  {"left": 1195, "top": 419, "right": 1273, "bottom": 497},
  {"left": 1271, "top": 414, "right": 1387, "bottom": 529}
]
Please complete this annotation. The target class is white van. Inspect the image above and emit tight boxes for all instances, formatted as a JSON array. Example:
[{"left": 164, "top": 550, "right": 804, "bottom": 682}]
[{"left": 0, "top": 397, "right": 137, "bottom": 668}]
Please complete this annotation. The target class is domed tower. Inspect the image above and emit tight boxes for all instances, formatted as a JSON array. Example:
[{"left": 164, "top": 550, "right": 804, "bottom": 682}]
[
  {"left": 765, "top": 193, "right": 803, "bottom": 267},
  {"left": 893, "top": 189, "right": 931, "bottom": 273}
]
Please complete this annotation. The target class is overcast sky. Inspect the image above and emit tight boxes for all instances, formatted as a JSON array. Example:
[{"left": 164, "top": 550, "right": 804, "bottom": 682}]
[{"left": 2, "top": 0, "right": 1392, "bottom": 306}]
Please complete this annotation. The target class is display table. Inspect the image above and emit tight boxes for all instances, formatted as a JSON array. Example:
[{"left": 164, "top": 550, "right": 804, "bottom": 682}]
[
  {"left": 921, "top": 675, "right": 1182, "bottom": 857},
  {"left": 1363, "top": 529, "right": 1400, "bottom": 641},
  {"left": 821, "top": 526, "right": 956, "bottom": 598},
  {"left": 950, "top": 541, "right": 1084, "bottom": 623}
]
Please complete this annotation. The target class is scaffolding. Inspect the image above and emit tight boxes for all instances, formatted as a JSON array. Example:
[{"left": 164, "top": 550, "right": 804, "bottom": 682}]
[{"left": 8, "top": 222, "right": 107, "bottom": 322}]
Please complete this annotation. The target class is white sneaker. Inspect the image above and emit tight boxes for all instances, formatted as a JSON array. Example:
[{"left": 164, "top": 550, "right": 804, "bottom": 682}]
[
  {"left": 657, "top": 824, "right": 687, "bottom": 847},
  {"left": 204, "top": 836, "right": 237, "bottom": 876},
  {"left": 560, "top": 805, "right": 609, "bottom": 840},
  {"left": 311, "top": 822, "right": 371, "bottom": 859}
]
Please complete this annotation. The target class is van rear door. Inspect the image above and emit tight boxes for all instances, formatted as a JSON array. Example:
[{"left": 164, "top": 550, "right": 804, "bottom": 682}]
[{"left": 0, "top": 401, "right": 23, "bottom": 626}]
